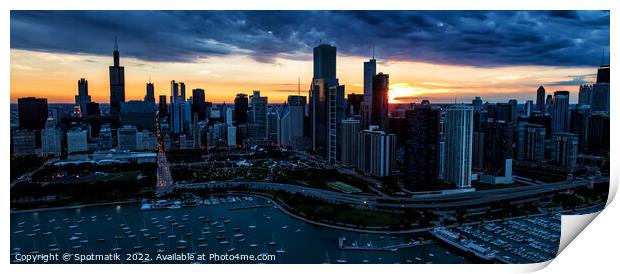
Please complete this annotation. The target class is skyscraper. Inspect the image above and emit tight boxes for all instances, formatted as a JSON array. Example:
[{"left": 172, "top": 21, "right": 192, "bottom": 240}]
[
  {"left": 340, "top": 118, "right": 360, "bottom": 167},
  {"left": 277, "top": 95, "right": 306, "bottom": 150},
  {"left": 588, "top": 113, "right": 610, "bottom": 156},
  {"left": 310, "top": 44, "right": 340, "bottom": 157},
  {"left": 145, "top": 81, "right": 155, "bottom": 103},
  {"left": 357, "top": 126, "right": 396, "bottom": 178},
  {"left": 313, "top": 44, "right": 337, "bottom": 82},
  {"left": 361, "top": 58, "right": 377, "bottom": 129},
  {"left": 67, "top": 129, "right": 88, "bottom": 154},
  {"left": 75, "top": 78, "right": 91, "bottom": 117},
  {"left": 591, "top": 64, "right": 610, "bottom": 113},
  {"left": 570, "top": 105, "right": 590, "bottom": 153},
  {"left": 551, "top": 133, "right": 579, "bottom": 171},
  {"left": 536, "top": 86, "right": 545, "bottom": 113},
  {"left": 443, "top": 105, "right": 474, "bottom": 188},
  {"left": 346, "top": 93, "right": 363, "bottom": 116},
  {"left": 117, "top": 125, "right": 138, "bottom": 151},
  {"left": 109, "top": 38, "right": 125, "bottom": 115},
  {"left": 169, "top": 80, "right": 182, "bottom": 134},
  {"left": 515, "top": 122, "right": 546, "bottom": 163},
  {"left": 481, "top": 120, "right": 513, "bottom": 183},
  {"left": 524, "top": 100, "right": 534, "bottom": 117},
  {"left": 40, "top": 118, "right": 63, "bottom": 156},
  {"left": 371, "top": 73, "right": 389, "bottom": 131},
  {"left": 545, "top": 94, "right": 553, "bottom": 114},
  {"left": 249, "top": 90, "right": 268, "bottom": 139},
  {"left": 472, "top": 97, "right": 483, "bottom": 112},
  {"left": 327, "top": 85, "right": 345, "bottom": 163},
  {"left": 551, "top": 91, "right": 570, "bottom": 134},
  {"left": 120, "top": 100, "right": 156, "bottom": 131},
  {"left": 234, "top": 93, "right": 249, "bottom": 124},
  {"left": 192, "top": 88, "right": 206, "bottom": 122},
  {"left": 159, "top": 95, "right": 168, "bottom": 117},
  {"left": 404, "top": 105, "right": 441, "bottom": 186},
  {"left": 18, "top": 97, "right": 48, "bottom": 131},
  {"left": 578, "top": 85, "right": 592, "bottom": 106}
]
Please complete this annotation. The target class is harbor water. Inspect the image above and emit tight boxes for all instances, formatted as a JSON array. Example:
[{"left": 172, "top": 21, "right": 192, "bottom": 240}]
[{"left": 10, "top": 196, "right": 471, "bottom": 264}]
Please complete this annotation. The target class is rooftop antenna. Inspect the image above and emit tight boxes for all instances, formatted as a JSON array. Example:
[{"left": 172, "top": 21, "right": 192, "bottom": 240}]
[
  {"left": 372, "top": 46, "right": 375, "bottom": 60},
  {"left": 148, "top": 75, "right": 151, "bottom": 83},
  {"left": 297, "top": 77, "right": 300, "bottom": 96}
]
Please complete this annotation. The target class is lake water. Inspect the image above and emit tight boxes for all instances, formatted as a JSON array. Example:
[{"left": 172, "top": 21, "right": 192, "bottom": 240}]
[{"left": 10, "top": 196, "right": 471, "bottom": 264}]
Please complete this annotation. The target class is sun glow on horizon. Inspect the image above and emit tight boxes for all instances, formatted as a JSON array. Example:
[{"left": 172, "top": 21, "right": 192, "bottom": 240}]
[{"left": 10, "top": 49, "right": 597, "bottom": 105}]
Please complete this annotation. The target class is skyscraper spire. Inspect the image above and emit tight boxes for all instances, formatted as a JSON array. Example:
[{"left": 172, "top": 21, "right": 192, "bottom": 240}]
[
  {"left": 113, "top": 37, "right": 120, "bottom": 67},
  {"left": 372, "top": 46, "right": 375, "bottom": 60},
  {"left": 298, "top": 77, "right": 300, "bottom": 96}
]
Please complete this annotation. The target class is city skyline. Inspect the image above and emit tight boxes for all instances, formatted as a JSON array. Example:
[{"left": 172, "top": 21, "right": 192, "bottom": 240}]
[{"left": 10, "top": 10, "right": 609, "bottom": 104}]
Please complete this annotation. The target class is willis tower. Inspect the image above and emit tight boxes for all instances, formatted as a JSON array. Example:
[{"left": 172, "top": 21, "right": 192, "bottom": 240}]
[{"left": 109, "top": 38, "right": 125, "bottom": 114}]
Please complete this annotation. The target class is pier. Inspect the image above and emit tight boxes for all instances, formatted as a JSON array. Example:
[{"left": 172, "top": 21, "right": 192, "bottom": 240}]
[
  {"left": 338, "top": 237, "right": 435, "bottom": 251},
  {"left": 228, "top": 204, "right": 273, "bottom": 211}
]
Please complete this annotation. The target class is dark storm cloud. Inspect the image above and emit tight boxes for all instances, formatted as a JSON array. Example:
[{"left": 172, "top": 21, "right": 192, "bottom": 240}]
[{"left": 10, "top": 10, "right": 609, "bottom": 67}]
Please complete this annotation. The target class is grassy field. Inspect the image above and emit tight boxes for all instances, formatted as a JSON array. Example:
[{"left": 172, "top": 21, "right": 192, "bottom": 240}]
[{"left": 326, "top": 181, "right": 363, "bottom": 194}]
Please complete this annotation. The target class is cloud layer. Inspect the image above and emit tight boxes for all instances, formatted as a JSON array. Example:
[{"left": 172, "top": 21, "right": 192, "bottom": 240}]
[{"left": 11, "top": 10, "right": 609, "bottom": 67}]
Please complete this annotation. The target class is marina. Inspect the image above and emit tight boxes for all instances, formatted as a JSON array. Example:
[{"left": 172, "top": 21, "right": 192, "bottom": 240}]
[{"left": 11, "top": 195, "right": 469, "bottom": 264}]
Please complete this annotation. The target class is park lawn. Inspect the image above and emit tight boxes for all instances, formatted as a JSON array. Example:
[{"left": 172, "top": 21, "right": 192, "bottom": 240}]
[{"left": 327, "top": 181, "right": 363, "bottom": 194}]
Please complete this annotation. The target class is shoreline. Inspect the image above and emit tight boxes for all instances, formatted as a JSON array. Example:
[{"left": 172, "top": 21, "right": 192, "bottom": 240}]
[
  {"left": 10, "top": 192, "right": 605, "bottom": 235},
  {"left": 10, "top": 199, "right": 139, "bottom": 214}
]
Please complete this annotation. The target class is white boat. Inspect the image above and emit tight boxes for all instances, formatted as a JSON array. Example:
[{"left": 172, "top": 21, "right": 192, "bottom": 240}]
[{"left": 429, "top": 227, "right": 497, "bottom": 261}]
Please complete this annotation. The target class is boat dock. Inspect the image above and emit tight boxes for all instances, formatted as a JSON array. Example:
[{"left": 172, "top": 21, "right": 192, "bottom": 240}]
[
  {"left": 338, "top": 237, "right": 435, "bottom": 251},
  {"left": 228, "top": 204, "right": 273, "bottom": 211}
]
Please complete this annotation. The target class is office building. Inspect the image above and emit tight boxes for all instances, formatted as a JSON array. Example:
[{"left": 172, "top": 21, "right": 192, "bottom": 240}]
[
  {"left": 145, "top": 81, "right": 155, "bottom": 103},
  {"left": 40, "top": 118, "right": 63, "bottom": 156},
  {"left": 120, "top": 100, "right": 156, "bottom": 131},
  {"left": 551, "top": 133, "right": 579, "bottom": 170},
  {"left": 569, "top": 106, "right": 591, "bottom": 153},
  {"left": 480, "top": 120, "right": 513, "bottom": 184},
  {"left": 346, "top": 93, "right": 363, "bottom": 116},
  {"left": 18, "top": 97, "right": 48, "bottom": 131},
  {"left": 551, "top": 91, "right": 570, "bottom": 134},
  {"left": 327, "top": 85, "right": 345, "bottom": 163},
  {"left": 11, "top": 130, "right": 37, "bottom": 156},
  {"left": 117, "top": 125, "right": 138, "bottom": 151},
  {"left": 67, "top": 129, "right": 88, "bottom": 154},
  {"left": 591, "top": 82, "right": 610, "bottom": 113},
  {"left": 169, "top": 80, "right": 182, "bottom": 134},
  {"left": 159, "top": 95, "right": 168, "bottom": 117},
  {"left": 249, "top": 90, "right": 268, "bottom": 139},
  {"left": 234, "top": 93, "right": 249, "bottom": 124},
  {"left": 515, "top": 123, "right": 546, "bottom": 163},
  {"left": 75, "top": 78, "right": 91, "bottom": 116},
  {"left": 192, "top": 88, "right": 206, "bottom": 122},
  {"left": 340, "top": 118, "right": 360, "bottom": 167},
  {"left": 371, "top": 73, "right": 389, "bottom": 131},
  {"left": 357, "top": 126, "right": 396, "bottom": 178},
  {"left": 472, "top": 97, "right": 483, "bottom": 112},
  {"left": 443, "top": 105, "right": 474, "bottom": 188},
  {"left": 109, "top": 38, "right": 125, "bottom": 114},
  {"left": 99, "top": 124, "right": 113, "bottom": 150},
  {"left": 403, "top": 105, "right": 441, "bottom": 186},
  {"left": 588, "top": 113, "right": 610, "bottom": 156},
  {"left": 524, "top": 100, "right": 534, "bottom": 117},
  {"left": 86, "top": 102, "right": 100, "bottom": 116},
  {"left": 227, "top": 126, "right": 237, "bottom": 147},
  {"left": 310, "top": 44, "right": 339, "bottom": 157},
  {"left": 361, "top": 57, "right": 377, "bottom": 129},
  {"left": 578, "top": 85, "right": 592, "bottom": 106},
  {"left": 536, "top": 86, "right": 545, "bottom": 113}
]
